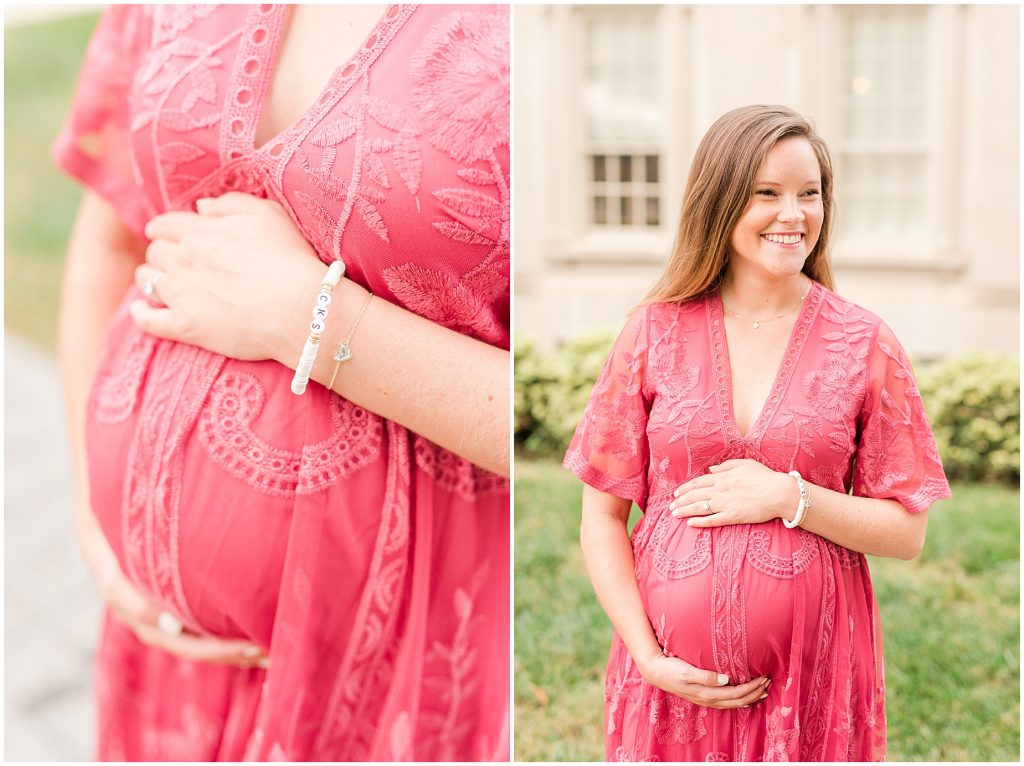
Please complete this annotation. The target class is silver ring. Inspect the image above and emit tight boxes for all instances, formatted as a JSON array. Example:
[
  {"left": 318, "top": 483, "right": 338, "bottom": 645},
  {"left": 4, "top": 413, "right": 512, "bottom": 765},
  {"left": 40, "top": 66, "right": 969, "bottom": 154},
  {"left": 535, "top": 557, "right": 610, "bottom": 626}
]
[
  {"left": 703, "top": 499, "right": 712, "bottom": 512},
  {"left": 143, "top": 273, "right": 163, "bottom": 302},
  {"left": 157, "top": 611, "right": 183, "bottom": 637}
]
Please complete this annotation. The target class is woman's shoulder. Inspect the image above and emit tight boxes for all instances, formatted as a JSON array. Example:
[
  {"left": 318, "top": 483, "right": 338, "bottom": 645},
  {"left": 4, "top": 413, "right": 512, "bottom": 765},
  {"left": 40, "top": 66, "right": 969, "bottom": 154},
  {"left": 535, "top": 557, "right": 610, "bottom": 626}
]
[
  {"left": 812, "top": 282, "right": 893, "bottom": 343},
  {"left": 641, "top": 294, "right": 710, "bottom": 323}
]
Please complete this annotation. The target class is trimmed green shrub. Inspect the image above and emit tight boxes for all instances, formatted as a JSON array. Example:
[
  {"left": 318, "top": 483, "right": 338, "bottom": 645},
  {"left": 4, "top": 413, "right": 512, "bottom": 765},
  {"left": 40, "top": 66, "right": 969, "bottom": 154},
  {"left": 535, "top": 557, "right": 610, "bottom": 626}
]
[
  {"left": 916, "top": 353, "right": 1019, "bottom": 484},
  {"left": 515, "top": 331, "right": 616, "bottom": 456},
  {"left": 515, "top": 335, "right": 1019, "bottom": 485}
]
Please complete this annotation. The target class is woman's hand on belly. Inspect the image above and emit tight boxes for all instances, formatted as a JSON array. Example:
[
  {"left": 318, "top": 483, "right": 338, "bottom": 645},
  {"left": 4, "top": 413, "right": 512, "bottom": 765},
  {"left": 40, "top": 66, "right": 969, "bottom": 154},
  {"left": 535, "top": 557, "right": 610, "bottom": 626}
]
[
  {"left": 639, "top": 653, "right": 771, "bottom": 709},
  {"left": 130, "top": 192, "right": 322, "bottom": 362},
  {"left": 669, "top": 458, "right": 795, "bottom": 527},
  {"left": 80, "top": 501, "right": 269, "bottom": 669}
]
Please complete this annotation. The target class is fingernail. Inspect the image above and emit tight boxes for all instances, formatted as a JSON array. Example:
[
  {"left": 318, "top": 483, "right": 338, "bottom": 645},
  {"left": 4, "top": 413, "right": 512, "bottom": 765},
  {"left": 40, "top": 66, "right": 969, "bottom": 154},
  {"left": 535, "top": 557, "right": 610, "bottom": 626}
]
[
  {"left": 759, "top": 693, "right": 768, "bottom": 700},
  {"left": 668, "top": 501, "right": 676, "bottom": 511},
  {"left": 671, "top": 511, "right": 681, "bottom": 518},
  {"left": 195, "top": 197, "right": 213, "bottom": 212},
  {"left": 686, "top": 519, "right": 697, "bottom": 526},
  {"left": 717, "top": 674, "right": 729, "bottom": 686},
  {"left": 761, "top": 677, "right": 770, "bottom": 685},
  {"left": 257, "top": 657, "right": 270, "bottom": 669},
  {"left": 242, "top": 646, "right": 262, "bottom": 658}
]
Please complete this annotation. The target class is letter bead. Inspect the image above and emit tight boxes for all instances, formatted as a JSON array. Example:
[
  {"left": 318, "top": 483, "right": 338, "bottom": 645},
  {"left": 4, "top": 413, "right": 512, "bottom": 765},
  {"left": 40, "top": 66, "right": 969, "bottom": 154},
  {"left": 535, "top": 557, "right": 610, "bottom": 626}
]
[{"left": 317, "top": 292, "right": 332, "bottom": 307}]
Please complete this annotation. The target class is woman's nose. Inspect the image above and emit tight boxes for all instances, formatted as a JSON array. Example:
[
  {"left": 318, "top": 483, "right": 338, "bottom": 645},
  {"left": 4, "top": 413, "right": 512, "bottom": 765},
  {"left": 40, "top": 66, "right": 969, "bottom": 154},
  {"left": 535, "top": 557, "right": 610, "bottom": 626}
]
[{"left": 777, "top": 196, "right": 804, "bottom": 222}]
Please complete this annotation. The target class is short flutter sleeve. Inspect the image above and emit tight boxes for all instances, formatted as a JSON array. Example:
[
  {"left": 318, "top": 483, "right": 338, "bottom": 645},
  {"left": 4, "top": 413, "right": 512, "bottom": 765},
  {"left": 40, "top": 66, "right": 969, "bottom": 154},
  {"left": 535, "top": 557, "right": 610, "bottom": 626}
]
[
  {"left": 851, "top": 321, "right": 951, "bottom": 512},
  {"left": 563, "top": 306, "right": 652, "bottom": 510},
  {"left": 51, "top": 5, "right": 152, "bottom": 236}
]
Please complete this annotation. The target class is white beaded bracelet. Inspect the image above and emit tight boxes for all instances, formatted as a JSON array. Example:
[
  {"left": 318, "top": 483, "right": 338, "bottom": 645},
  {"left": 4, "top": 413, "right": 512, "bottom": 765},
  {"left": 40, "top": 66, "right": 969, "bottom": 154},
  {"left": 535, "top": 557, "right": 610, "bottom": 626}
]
[
  {"left": 783, "top": 470, "right": 812, "bottom": 529},
  {"left": 291, "top": 259, "right": 345, "bottom": 395}
]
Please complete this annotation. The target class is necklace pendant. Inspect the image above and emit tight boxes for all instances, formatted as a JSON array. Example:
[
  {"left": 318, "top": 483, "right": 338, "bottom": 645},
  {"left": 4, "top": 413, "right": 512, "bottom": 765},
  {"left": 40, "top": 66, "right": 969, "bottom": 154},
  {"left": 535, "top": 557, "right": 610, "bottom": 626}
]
[{"left": 753, "top": 321, "right": 760, "bottom": 329}]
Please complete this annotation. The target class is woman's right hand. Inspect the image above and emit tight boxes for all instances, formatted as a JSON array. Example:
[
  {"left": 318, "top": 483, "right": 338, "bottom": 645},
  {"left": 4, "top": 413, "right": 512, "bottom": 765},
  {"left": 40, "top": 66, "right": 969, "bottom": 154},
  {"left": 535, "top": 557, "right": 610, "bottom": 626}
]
[
  {"left": 78, "top": 505, "right": 269, "bottom": 669},
  {"left": 638, "top": 653, "right": 771, "bottom": 709}
]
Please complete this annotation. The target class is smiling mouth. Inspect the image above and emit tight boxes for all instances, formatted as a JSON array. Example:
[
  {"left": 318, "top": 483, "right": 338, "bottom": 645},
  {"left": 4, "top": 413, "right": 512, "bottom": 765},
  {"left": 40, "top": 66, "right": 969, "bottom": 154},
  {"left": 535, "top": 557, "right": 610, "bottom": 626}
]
[{"left": 762, "top": 233, "right": 803, "bottom": 245}]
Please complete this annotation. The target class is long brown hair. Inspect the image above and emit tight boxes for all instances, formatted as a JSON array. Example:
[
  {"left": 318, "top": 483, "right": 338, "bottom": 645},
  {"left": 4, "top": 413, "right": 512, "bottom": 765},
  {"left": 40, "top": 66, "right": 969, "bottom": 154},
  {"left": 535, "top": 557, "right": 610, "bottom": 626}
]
[{"left": 644, "top": 105, "right": 835, "bottom": 304}]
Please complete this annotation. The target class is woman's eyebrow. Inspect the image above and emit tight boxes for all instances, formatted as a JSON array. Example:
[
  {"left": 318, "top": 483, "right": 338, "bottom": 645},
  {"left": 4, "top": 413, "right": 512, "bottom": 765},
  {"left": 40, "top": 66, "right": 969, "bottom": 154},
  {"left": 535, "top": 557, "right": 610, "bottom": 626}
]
[{"left": 754, "top": 179, "right": 821, "bottom": 186}]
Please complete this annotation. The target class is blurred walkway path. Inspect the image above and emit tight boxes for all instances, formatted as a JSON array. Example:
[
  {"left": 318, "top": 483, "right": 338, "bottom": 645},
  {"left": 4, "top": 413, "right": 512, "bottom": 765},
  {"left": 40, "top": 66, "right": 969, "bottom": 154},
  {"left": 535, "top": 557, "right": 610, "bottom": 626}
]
[{"left": 5, "top": 332, "right": 100, "bottom": 761}]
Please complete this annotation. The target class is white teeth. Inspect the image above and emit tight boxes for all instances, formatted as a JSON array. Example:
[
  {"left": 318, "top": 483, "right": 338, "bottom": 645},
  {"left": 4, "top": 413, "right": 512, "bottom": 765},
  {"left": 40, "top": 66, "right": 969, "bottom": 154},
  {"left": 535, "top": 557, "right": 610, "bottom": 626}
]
[{"left": 763, "top": 233, "right": 802, "bottom": 245}]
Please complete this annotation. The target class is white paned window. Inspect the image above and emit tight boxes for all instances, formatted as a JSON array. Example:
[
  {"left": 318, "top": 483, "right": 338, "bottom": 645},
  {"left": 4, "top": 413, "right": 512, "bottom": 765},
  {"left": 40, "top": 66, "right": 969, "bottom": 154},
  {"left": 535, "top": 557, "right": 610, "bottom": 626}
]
[
  {"left": 837, "top": 7, "right": 931, "bottom": 242},
  {"left": 581, "top": 9, "right": 663, "bottom": 228}
]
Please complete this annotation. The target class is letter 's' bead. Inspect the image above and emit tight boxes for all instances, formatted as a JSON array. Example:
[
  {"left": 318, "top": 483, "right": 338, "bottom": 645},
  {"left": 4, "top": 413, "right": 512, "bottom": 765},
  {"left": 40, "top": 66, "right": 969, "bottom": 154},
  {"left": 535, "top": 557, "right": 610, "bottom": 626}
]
[{"left": 310, "top": 320, "right": 325, "bottom": 334}]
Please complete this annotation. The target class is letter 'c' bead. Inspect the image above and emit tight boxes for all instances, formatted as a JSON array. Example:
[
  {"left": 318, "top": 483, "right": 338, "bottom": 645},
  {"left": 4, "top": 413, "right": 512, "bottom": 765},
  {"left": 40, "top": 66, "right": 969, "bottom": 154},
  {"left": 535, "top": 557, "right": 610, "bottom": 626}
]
[{"left": 317, "top": 292, "right": 332, "bottom": 307}]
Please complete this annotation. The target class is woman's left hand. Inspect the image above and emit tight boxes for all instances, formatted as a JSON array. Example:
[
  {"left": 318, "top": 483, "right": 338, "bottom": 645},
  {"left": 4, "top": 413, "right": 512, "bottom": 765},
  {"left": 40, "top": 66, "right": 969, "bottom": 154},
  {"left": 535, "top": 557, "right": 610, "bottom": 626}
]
[
  {"left": 130, "top": 192, "right": 326, "bottom": 361},
  {"left": 669, "top": 458, "right": 797, "bottom": 527}
]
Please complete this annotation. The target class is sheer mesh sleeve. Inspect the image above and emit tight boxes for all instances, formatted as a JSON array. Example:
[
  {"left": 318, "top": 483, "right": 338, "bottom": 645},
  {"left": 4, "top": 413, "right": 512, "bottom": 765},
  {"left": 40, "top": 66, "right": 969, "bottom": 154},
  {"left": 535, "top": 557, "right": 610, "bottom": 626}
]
[
  {"left": 563, "top": 305, "right": 652, "bottom": 510},
  {"left": 851, "top": 321, "right": 952, "bottom": 513},
  {"left": 51, "top": 5, "right": 153, "bottom": 236}
]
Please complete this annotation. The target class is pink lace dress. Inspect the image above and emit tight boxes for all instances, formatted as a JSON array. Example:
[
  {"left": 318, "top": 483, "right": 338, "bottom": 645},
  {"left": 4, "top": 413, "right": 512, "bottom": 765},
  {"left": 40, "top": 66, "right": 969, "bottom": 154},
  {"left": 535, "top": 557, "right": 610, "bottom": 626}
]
[
  {"left": 564, "top": 282, "right": 951, "bottom": 762},
  {"left": 53, "top": 5, "right": 509, "bottom": 761}
]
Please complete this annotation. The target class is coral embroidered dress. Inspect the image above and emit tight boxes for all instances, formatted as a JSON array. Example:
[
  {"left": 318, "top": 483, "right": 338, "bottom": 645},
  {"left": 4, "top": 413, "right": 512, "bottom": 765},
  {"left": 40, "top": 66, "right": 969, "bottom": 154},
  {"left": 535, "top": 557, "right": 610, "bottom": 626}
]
[
  {"left": 53, "top": 5, "right": 509, "bottom": 761},
  {"left": 565, "top": 283, "right": 950, "bottom": 762}
]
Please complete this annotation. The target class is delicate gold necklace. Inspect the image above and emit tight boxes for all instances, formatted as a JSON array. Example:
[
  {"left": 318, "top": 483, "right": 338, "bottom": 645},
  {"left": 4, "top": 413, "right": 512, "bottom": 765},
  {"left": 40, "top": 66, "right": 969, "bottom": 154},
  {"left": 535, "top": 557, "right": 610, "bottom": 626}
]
[{"left": 721, "top": 284, "right": 810, "bottom": 329}]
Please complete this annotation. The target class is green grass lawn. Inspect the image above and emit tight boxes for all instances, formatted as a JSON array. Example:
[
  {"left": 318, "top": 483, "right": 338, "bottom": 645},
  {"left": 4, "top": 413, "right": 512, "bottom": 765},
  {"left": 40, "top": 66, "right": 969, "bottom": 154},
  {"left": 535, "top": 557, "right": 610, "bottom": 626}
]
[
  {"left": 514, "top": 459, "right": 1019, "bottom": 761},
  {"left": 5, "top": 11, "right": 99, "bottom": 350}
]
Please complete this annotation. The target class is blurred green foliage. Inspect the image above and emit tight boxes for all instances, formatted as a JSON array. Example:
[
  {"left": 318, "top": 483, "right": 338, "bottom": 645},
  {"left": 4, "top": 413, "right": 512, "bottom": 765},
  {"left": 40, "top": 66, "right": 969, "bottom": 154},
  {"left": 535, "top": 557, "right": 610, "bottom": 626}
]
[
  {"left": 5, "top": 11, "right": 99, "bottom": 350},
  {"left": 515, "top": 334, "right": 1020, "bottom": 485},
  {"left": 917, "top": 353, "right": 1020, "bottom": 484}
]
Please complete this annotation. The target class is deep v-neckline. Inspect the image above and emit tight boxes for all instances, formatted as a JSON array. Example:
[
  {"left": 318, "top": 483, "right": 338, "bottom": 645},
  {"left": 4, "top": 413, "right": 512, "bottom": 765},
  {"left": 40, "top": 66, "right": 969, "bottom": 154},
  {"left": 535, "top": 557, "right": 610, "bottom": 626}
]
[
  {"left": 227, "top": 4, "right": 410, "bottom": 159},
  {"left": 708, "top": 281, "right": 821, "bottom": 443}
]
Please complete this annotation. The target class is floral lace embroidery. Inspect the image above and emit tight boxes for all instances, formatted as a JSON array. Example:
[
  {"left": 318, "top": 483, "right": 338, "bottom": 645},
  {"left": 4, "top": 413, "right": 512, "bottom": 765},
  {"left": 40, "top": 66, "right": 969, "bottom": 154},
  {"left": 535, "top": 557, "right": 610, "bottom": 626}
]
[
  {"left": 197, "top": 371, "right": 382, "bottom": 496},
  {"left": 710, "top": 525, "right": 751, "bottom": 698},
  {"left": 417, "top": 564, "right": 490, "bottom": 760},
  {"left": 650, "top": 690, "right": 708, "bottom": 746},
  {"left": 746, "top": 527, "right": 818, "bottom": 579},
  {"left": 800, "top": 538, "right": 839, "bottom": 760},
  {"left": 650, "top": 520, "right": 711, "bottom": 579},
  {"left": 413, "top": 436, "right": 508, "bottom": 501},
  {"left": 91, "top": 330, "right": 157, "bottom": 423},
  {"left": 764, "top": 708, "right": 799, "bottom": 762},
  {"left": 122, "top": 343, "right": 225, "bottom": 633},
  {"left": 383, "top": 10, "right": 510, "bottom": 344},
  {"left": 614, "top": 746, "right": 661, "bottom": 762},
  {"left": 315, "top": 422, "right": 411, "bottom": 759}
]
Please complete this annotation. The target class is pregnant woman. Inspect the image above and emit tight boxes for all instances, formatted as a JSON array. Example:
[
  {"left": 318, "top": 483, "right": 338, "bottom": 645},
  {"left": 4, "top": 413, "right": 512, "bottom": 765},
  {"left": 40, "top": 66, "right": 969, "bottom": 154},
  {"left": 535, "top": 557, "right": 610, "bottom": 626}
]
[
  {"left": 566, "top": 105, "right": 951, "bottom": 761},
  {"left": 55, "top": 5, "right": 509, "bottom": 761}
]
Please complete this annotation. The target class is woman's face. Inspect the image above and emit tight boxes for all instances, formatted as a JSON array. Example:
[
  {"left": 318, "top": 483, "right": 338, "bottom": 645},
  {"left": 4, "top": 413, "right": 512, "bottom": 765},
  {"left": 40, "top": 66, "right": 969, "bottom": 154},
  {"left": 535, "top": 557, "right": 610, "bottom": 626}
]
[{"left": 727, "top": 136, "right": 824, "bottom": 282}]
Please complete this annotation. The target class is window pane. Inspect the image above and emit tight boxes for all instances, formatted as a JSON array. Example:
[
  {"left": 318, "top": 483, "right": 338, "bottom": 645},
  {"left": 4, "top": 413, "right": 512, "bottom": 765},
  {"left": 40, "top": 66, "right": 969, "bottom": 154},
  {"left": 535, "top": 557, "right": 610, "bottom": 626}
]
[
  {"left": 620, "top": 156, "right": 632, "bottom": 183},
  {"left": 621, "top": 196, "right": 633, "bottom": 225},
  {"left": 645, "top": 155, "right": 659, "bottom": 183},
  {"left": 839, "top": 7, "right": 930, "bottom": 239},
  {"left": 594, "top": 196, "right": 608, "bottom": 225},
  {"left": 583, "top": 13, "right": 661, "bottom": 143},
  {"left": 645, "top": 197, "right": 660, "bottom": 226}
]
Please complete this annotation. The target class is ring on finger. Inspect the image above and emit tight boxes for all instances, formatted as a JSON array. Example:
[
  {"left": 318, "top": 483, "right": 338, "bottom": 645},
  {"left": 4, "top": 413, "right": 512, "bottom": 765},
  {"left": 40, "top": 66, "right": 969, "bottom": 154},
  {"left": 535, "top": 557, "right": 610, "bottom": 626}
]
[
  {"left": 702, "top": 499, "right": 711, "bottom": 512},
  {"left": 143, "top": 272, "right": 164, "bottom": 303},
  {"left": 157, "top": 610, "right": 183, "bottom": 637}
]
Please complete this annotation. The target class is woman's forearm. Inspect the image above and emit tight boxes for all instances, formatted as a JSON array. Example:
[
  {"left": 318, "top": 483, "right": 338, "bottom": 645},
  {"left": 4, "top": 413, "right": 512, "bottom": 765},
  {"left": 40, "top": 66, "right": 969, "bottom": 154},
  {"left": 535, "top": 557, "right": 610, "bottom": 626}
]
[
  {"left": 270, "top": 266, "right": 509, "bottom": 477},
  {"left": 580, "top": 486, "right": 664, "bottom": 674},
  {"left": 781, "top": 481, "right": 928, "bottom": 560},
  {"left": 57, "top": 192, "right": 146, "bottom": 543}
]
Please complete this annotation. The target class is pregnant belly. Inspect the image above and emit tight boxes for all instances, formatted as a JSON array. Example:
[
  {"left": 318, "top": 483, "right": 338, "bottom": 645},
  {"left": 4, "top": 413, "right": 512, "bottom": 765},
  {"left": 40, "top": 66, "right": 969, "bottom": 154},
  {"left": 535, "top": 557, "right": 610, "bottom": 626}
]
[
  {"left": 85, "top": 314, "right": 385, "bottom": 647},
  {"left": 639, "top": 517, "right": 835, "bottom": 682}
]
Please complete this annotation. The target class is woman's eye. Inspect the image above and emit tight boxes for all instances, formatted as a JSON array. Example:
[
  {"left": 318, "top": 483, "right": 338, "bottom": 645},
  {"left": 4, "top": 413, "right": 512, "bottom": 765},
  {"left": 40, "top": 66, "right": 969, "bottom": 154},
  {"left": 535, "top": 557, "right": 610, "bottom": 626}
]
[
  {"left": 803, "top": 189, "right": 821, "bottom": 197},
  {"left": 755, "top": 189, "right": 776, "bottom": 197}
]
